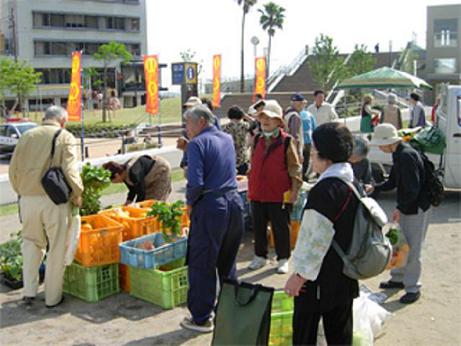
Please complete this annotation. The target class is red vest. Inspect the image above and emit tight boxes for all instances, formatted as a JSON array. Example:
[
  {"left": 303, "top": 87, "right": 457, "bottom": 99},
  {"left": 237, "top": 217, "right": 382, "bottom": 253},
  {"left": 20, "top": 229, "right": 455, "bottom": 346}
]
[{"left": 248, "top": 131, "right": 292, "bottom": 202}]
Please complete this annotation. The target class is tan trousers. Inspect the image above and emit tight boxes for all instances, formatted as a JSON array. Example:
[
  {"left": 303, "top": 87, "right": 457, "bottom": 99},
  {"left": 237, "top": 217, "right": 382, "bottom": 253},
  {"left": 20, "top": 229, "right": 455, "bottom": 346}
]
[{"left": 20, "top": 195, "right": 71, "bottom": 305}]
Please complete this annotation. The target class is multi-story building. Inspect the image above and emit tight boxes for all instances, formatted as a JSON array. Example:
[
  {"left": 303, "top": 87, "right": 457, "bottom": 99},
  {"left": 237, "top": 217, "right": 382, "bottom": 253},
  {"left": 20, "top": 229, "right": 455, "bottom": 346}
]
[
  {"left": 426, "top": 4, "right": 461, "bottom": 94},
  {"left": 0, "top": 0, "right": 147, "bottom": 110}
]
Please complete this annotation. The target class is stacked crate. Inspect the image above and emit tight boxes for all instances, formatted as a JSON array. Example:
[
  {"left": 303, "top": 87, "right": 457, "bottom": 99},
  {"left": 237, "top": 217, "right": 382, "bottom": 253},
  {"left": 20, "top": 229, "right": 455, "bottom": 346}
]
[
  {"left": 118, "top": 201, "right": 189, "bottom": 309},
  {"left": 63, "top": 215, "right": 122, "bottom": 302},
  {"left": 99, "top": 205, "right": 163, "bottom": 293},
  {"left": 269, "top": 291, "right": 294, "bottom": 346}
]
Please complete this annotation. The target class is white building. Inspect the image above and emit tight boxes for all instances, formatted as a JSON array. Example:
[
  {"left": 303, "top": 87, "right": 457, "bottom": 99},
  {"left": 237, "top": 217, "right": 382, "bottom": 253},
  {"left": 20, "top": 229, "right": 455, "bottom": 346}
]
[{"left": 0, "top": 0, "right": 147, "bottom": 110}]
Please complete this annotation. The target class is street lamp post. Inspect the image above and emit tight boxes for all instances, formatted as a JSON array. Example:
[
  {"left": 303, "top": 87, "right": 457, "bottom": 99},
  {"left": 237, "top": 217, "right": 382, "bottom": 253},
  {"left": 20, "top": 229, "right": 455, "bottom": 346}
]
[{"left": 251, "top": 36, "right": 260, "bottom": 91}]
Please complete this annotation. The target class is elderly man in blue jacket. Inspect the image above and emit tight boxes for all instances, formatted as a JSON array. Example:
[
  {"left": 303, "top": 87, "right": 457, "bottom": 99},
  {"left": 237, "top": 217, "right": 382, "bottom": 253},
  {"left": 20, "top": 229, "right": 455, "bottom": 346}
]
[{"left": 180, "top": 105, "right": 244, "bottom": 333}]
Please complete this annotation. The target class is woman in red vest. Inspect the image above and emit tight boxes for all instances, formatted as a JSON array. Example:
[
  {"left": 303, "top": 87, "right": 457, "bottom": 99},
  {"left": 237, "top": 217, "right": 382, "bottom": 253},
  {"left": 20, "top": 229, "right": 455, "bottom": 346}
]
[{"left": 247, "top": 100, "right": 302, "bottom": 274}]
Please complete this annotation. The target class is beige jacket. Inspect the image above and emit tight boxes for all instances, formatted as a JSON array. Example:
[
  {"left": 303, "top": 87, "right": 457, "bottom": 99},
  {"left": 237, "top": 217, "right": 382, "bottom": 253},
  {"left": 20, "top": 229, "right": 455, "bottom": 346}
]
[{"left": 9, "top": 120, "right": 83, "bottom": 204}]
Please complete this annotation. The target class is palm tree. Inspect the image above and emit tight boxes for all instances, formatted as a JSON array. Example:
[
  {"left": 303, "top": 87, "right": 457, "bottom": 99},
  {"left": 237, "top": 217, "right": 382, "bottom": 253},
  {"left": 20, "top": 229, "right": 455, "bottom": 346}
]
[
  {"left": 236, "top": 0, "right": 257, "bottom": 93},
  {"left": 258, "top": 2, "right": 285, "bottom": 79}
]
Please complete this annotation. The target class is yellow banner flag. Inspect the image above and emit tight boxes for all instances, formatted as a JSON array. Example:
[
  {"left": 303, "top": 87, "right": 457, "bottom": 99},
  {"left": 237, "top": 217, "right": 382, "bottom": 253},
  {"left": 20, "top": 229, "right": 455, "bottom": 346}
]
[
  {"left": 253, "top": 57, "right": 266, "bottom": 102},
  {"left": 67, "top": 51, "right": 82, "bottom": 122},
  {"left": 212, "top": 55, "right": 221, "bottom": 108},
  {"left": 144, "top": 55, "right": 159, "bottom": 115}
]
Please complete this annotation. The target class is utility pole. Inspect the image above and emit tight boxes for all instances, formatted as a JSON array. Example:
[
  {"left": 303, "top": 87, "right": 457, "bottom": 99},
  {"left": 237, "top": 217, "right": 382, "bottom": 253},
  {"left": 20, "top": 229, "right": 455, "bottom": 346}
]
[{"left": 9, "top": 8, "right": 17, "bottom": 61}]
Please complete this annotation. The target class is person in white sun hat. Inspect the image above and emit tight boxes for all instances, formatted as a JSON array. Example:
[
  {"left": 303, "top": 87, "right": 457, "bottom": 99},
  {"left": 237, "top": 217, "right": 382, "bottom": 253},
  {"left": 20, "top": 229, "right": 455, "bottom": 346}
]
[
  {"left": 247, "top": 100, "right": 302, "bottom": 274},
  {"left": 370, "top": 123, "right": 431, "bottom": 305}
]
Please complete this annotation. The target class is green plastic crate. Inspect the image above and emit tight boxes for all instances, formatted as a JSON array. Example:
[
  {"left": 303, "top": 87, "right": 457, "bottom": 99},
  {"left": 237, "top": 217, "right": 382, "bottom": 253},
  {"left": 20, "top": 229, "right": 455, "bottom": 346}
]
[
  {"left": 270, "top": 291, "right": 294, "bottom": 346},
  {"left": 272, "top": 290, "right": 294, "bottom": 313},
  {"left": 129, "top": 258, "right": 188, "bottom": 309},
  {"left": 63, "top": 262, "right": 119, "bottom": 303}
]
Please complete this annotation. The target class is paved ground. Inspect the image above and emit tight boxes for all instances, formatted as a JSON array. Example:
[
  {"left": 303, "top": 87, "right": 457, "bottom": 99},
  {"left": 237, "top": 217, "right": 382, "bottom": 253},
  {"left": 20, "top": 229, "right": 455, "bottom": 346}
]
[{"left": 0, "top": 182, "right": 460, "bottom": 345}]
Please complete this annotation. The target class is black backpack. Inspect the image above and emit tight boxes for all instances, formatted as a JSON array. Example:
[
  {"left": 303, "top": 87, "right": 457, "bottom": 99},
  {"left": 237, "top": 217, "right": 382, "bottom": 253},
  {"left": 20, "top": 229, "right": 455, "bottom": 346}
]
[{"left": 419, "top": 151, "right": 444, "bottom": 207}]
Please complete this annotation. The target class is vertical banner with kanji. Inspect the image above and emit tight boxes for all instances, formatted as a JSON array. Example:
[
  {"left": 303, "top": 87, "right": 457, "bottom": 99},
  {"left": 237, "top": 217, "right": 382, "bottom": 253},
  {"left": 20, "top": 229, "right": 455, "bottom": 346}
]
[
  {"left": 212, "top": 54, "right": 221, "bottom": 108},
  {"left": 144, "top": 55, "right": 159, "bottom": 115},
  {"left": 67, "top": 51, "right": 82, "bottom": 122},
  {"left": 253, "top": 57, "right": 266, "bottom": 102}
]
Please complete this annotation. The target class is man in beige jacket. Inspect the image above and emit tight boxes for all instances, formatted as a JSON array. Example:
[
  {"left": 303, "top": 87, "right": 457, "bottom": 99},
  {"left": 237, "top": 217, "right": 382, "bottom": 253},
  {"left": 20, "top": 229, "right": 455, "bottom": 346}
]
[{"left": 9, "top": 106, "right": 83, "bottom": 308}]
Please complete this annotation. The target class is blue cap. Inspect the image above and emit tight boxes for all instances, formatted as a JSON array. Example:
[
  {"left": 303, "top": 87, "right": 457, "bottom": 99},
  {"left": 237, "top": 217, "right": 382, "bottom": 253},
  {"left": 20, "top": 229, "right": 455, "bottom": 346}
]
[{"left": 291, "top": 93, "right": 305, "bottom": 102}]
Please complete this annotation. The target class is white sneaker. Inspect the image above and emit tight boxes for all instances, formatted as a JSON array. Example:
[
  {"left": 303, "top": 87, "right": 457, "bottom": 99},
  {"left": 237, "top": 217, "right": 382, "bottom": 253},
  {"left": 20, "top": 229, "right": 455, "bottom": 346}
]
[
  {"left": 248, "top": 256, "right": 267, "bottom": 270},
  {"left": 277, "top": 259, "right": 289, "bottom": 274},
  {"left": 180, "top": 316, "right": 214, "bottom": 333}
]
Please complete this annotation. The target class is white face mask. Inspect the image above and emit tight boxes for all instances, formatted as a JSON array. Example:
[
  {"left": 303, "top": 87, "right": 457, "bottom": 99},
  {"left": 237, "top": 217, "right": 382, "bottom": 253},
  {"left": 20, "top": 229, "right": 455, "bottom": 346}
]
[{"left": 262, "top": 128, "right": 280, "bottom": 138}]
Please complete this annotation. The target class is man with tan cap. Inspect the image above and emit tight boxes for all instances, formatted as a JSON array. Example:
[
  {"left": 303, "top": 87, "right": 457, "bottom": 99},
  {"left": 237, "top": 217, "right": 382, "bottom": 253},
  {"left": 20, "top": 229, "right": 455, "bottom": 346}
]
[
  {"left": 370, "top": 123, "right": 431, "bottom": 304},
  {"left": 9, "top": 106, "right": 83, "bottom": 308},
  {"left": 247, "top": 100, "right": 302, "bottom": 274}
]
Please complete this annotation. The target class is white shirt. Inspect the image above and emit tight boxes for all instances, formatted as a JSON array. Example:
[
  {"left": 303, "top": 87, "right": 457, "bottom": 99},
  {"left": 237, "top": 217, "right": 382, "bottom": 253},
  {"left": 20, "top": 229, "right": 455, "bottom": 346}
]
[{"left": 307, "top": 102, "right": 338, "bottom": 125}]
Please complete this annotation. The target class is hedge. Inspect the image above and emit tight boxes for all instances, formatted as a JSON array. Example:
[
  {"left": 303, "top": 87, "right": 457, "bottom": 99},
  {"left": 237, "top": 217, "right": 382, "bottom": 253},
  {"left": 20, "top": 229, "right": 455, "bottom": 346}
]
[{"left": 66, "top": 123, "right": 136, "bottom": 138}]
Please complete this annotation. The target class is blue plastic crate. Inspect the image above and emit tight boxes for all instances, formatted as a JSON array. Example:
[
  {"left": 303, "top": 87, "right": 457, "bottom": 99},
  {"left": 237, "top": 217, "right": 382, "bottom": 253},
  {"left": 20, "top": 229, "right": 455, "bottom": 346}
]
[
  {"left": 119, "top": 232, "right": 187, "bottom": 269},
  {"left": 291, "top": 190, "right": 308, "bottom": 221}
]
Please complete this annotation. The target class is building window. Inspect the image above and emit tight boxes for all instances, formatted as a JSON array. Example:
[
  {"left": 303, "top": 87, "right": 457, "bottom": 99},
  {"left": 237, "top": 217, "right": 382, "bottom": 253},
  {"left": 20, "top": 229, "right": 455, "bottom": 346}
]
[
  {"left": 105, "top": 17, "right": 126, "bottom": 30},
  {"left": 128, "top": 18, "right": 140, "bottom": 32},
  {"left": 34, "top": 41, "right": 50, "bottom": 55},
  {"left": 434, "top": 58, "right": 457, "bottom": 74},
  {"left": 65, "top": 14, "right": 85, "bottom": 28},
  {"left": 434, "top": 19, "right": 458, "bottom": 47},
  {"left": 85, "top": 16, "right": 99, "bottom": 29},
  {"left": 127, "top": 43, "right": 140, "bottom": 56},
  {"left": 50, "top": 14, "right": 65, "bottom": 27}
]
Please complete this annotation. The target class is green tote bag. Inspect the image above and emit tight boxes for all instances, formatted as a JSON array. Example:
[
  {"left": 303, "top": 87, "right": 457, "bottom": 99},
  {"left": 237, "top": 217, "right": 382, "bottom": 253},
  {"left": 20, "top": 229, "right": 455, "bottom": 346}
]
[{"left": 212, "top": 280, "right": 274, "bottom": 346}]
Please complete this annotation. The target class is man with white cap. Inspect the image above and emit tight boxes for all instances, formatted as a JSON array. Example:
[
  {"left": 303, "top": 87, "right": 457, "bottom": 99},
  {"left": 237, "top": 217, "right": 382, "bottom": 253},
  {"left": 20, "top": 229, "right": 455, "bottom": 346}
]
[
  {"left": 178, "top": 96, "right": 221, "bottom": 172},
  {"left": 247, "top": 100, "right": 302, "bottom": 274},
  {"left": 370, "top": 123, "right": 431, "bottom": 304}
]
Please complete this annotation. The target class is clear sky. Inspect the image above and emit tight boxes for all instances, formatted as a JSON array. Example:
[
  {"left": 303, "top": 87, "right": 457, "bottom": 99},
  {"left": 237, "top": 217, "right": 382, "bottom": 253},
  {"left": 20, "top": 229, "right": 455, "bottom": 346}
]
[{"left": 146, "top": 0, "right": 459, "bottom": 87}]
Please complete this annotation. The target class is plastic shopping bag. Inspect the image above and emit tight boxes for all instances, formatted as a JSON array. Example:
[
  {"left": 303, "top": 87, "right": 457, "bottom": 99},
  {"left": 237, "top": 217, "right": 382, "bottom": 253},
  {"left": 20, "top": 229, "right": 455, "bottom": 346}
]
[
  {"left": 64, "top": 207, "right": 81, "bottom": 266},
  {"left": 317, "top": 291, "right": 391, "bottom": 346},
  {"left": 384, "top": 223, "right": 410, "bottom": 270}
]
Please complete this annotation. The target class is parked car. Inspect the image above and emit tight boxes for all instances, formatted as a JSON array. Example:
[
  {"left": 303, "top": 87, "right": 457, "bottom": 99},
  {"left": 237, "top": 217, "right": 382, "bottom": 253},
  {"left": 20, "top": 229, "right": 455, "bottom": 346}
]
[{"left": 0, "top": 122, "right": 38, "bottom": 154}]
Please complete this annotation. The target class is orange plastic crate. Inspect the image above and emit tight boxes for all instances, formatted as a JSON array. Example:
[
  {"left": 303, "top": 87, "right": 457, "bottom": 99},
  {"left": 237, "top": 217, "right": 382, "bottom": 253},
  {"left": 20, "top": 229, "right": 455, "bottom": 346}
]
[
  {"left": 75, "top": 215, "right": 123, "bottom": 267},
  {"left": 268, "top": 220, "right": 301, "bottom": 249},
  {"left": 100, "top": 207, "right": 161, "bottom": 240},
  {"left": 132, "top": 200, "right": 190, "bottom": 230},
  {"left": 119, "top": 264, "right": 130, "bottom": 293}
]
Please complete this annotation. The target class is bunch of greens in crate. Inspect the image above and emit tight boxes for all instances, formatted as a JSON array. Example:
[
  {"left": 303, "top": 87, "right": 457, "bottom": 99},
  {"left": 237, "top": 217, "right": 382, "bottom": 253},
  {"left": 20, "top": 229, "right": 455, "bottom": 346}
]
[
  {"left": 0, "top": 231, "right": 23, "bottom": 282},
  {"left": 147, "top": 201, "right": 185, "bottom": 242},
  {"left": 81, "top": 164, "right": 112, "bottom": 216}
]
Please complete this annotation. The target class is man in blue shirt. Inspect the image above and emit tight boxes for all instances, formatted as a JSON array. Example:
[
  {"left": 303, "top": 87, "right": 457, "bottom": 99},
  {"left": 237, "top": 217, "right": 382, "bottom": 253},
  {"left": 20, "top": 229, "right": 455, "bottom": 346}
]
[
  {"left": 180, "top": 105, "right": 244, "bottom": 333},
  {"left": 300, "top": 103, "right": 317, "bottom": 181}
]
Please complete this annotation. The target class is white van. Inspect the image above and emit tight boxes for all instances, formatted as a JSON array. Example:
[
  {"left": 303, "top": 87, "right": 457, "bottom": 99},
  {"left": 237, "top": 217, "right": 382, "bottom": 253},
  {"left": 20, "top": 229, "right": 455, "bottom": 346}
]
[{"left": 366, "top": 84, "right": 461, "bottom": 189}]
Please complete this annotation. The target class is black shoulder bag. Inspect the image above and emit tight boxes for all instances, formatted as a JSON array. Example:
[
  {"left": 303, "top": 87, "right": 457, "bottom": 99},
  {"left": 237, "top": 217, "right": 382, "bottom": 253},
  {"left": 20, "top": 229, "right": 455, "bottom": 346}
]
[{"left": 41, "top": 129, "right": 72, "bottom": 205}]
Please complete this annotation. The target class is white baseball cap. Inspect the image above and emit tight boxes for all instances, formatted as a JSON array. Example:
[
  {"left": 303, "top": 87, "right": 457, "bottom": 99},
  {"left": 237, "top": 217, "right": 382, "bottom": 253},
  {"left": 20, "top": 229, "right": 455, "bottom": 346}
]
[
  {"left": 257, "top": 100, "right": 283, "bottom": 121},
  {"left": 184, "top": 96, "right": 202, "bottom": 107},
  {"left": 370, "top": 123, "right": 401, "bottom": 146}
]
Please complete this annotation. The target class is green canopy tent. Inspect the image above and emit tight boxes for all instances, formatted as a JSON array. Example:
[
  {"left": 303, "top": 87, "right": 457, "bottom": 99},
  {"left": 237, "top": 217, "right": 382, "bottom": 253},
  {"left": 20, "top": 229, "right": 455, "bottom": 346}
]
[{"left": 337, "top": 66, "right": 433, "bottom": 90}]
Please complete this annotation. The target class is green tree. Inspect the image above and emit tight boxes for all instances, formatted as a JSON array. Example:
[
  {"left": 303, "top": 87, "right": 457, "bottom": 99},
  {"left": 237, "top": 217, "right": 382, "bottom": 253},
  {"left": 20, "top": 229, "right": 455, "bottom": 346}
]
[
  {"left": 93, "top": 42, "right": 132, "bottom": 122},
  {"left": 236, "top": 0, "right": 257, "bottom": 92},
  {"left": 345, "top": 44, "right": 376, "bottom": 78},
  {"left": 308, "top": 34, "right": 346, "bottom": 91},
  {"left": 258, "top": 2, "right": 285, "bottom": 79},
  {"left": 0, "top": 58, "right": 41, "bottom": 113}
]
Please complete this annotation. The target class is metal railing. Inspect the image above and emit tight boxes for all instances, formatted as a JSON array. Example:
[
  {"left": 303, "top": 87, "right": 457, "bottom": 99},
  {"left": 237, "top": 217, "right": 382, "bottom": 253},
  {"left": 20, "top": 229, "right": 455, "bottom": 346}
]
[{"left": 267, "top": 46, "right": 309, "bottom": 92}]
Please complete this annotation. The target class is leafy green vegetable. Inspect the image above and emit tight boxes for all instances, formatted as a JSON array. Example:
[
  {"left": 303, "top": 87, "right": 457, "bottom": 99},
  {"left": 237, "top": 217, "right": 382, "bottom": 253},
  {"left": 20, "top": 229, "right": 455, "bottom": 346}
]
[
  {"left": 385, "top": 228, "right": 399, "bottom": 245},
  {"left": 0, "top": 231, "right": 23, "bottom": 282},
  {"left": 81, "top": 164, "right": 112, "bottom": 216},
  {"left": 147, "top": 201, "right": 185, "bottom": 243}
]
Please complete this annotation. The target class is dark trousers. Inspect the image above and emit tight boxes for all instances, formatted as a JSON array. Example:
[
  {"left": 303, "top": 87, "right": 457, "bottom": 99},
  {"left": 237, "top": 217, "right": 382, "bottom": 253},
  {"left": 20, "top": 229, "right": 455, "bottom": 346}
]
[
  {"left": 187, "top": 191, "right": 244, "bottom": 324},
  {"left": 251, "top": 201, "right": 291, "bottom": 260},
  {"left": 293, "top": 294, "right": 353, "bottom": 346},
  {"left": 302, "top": 143, "right": 311, "bottom": 182}
]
